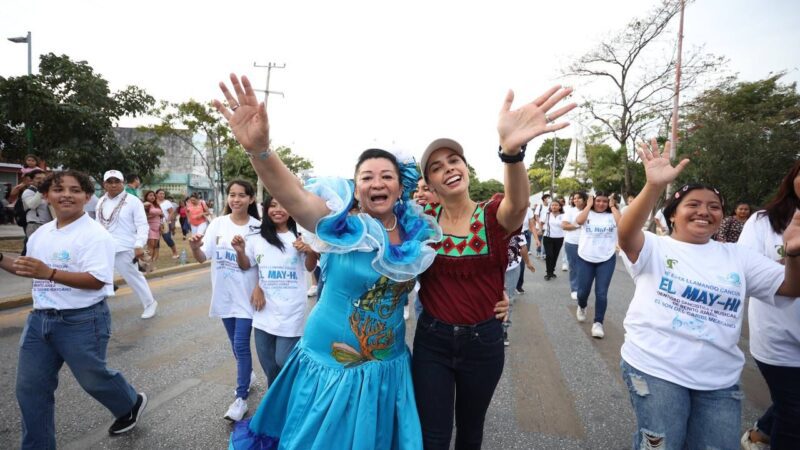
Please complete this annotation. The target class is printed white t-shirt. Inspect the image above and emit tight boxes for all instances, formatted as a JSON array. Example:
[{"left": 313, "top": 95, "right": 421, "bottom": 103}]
[
  {"left": 200, "top": 215, "right": 260, "bottom": 319},
  {"left": 621, "top": 232, "right": 787, "bottom": 390},
  {"left": 562, "top": 207, "right": 582, "bottom": 245},
  {"left": 578, "top": 210, "right": 618, "bottom": 263},
  {"left": 28, "top": 213, "right": 116, "bottom": 310},
  {"left": 544, "top": 212, "right": 565, "bottom": 239},
  {"left": 738, "top": 212, "right": 800, "bottom": 367},
  {"left": 247, "top": 231, "right": 308, "bottom": 337}
]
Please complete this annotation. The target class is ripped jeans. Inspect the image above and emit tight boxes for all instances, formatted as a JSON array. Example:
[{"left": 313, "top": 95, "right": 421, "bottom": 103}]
[{"left": 620, "top": 359, "right": 742, "bottom": 450}]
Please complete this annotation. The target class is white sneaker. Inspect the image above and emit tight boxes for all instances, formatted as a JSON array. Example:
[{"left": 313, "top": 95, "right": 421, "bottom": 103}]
[
  {"left": 571, "top": 291, "right": 578, "bottom": 301},
  {"left": 224, "top": 397, "right": 248, "bottom": 422},
  {"left": 740, "top": 429, "right": 769, "bottom": 450},
  {"left": 141, "top": 301, "right": 158, "bottom": 319},
  {"left": 591, "top": 322, "right": 605, "bottom": 339},
  {"left": 562, "top": 263, "right": 568, "bottom": 272},
  {"left": 576, "top": 307, "right": 587, "bottom": 322},
  {"left": 307, "top": 285, "right": 317, "bottom": 297}
]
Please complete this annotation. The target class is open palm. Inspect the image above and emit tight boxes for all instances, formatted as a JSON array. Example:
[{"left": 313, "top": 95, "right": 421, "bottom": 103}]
[
  {"left": 637, "top": 139, "right": 690, "bottom": 186},
  {"left": 497, "top": 86, "right": 576, "bottom": 152},
  {"left": 213, "top": 74, "right": 270, "bottom": 152}
]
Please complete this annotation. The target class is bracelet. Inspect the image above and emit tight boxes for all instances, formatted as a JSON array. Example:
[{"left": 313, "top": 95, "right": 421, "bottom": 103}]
[
  {"left": 497, "top": 144, "right": 527, "bottom": 164},
  {"left": 48, "top": 268, "right": 57, "bottom": 282},
  {"left": 245, "top": 148, "right": 273, "bottom": 161}
]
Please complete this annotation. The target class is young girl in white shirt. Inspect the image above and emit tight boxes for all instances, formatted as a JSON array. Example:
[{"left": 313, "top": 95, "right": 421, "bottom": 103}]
[
  {"left": 235, "top": 195, "right": 318, "bottom": 386},
  {"left": 575, "top": 190, "right": 621, "bottom": 338},
  {"left": 189, "top": 180, "right": 261, "bottom": 422},
  {"left": 617, "top": 140, "right": 800, "bottom": 450},
  {"left": 542, "top": 200, "right": 565, "bottom": 280}
]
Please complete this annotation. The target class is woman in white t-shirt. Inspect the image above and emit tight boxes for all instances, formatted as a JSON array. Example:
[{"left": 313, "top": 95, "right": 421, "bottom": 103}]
[
  {"left": 616, "top": 140, "right": 800, "bottom": 450},
  {"left": 236, "top": 195, "right": 318, "bottom": 387},
  {"left": 574, "top": 190, "right": 621, "bottom": 338},
  {"left": 737, "top": 160, "right": 800, "bottom": 449},
  {"left": 189, "top": 180, "right": 261, "bottom": 422},
  {"left": 561, "top": 191, "right": 587, "bottom": 300},
  {"left": 542, "top": 200, "right": 565, "bottom": 280}
]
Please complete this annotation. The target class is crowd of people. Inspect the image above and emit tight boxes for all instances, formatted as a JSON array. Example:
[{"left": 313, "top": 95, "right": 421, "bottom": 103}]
[{"left": 0, "top": 73, "right": 797, "bottom": 450}]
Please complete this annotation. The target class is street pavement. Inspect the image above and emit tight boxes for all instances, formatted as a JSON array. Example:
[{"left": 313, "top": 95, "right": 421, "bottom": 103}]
[{"left": 0, "top": 256, "right": 770, "bottom": 449}]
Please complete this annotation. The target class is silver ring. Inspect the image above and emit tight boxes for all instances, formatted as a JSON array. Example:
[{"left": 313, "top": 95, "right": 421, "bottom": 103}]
[
  {"left": 231, "top": 104, "right": 240, "bottom": 111},
  {"left": 544, "top": 114, "right": 553, "bottom": 124}
]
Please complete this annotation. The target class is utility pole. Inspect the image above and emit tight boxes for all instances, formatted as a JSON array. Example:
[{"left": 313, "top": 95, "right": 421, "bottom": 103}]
[
  {"left": 252, "top": 62, "right": 286, "bottom": 204},
  {"left": 666, "top": 0, "right": 685, "bottom": 199}
]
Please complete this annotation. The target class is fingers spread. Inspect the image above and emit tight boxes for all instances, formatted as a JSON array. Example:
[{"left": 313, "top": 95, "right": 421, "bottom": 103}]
[
  {"left": 546, "top": 102, "right": 577, "bottom": 122},
  {"left": 532, "top": 85, "right": 561, "bottom": 107},
  {"left": 213, "top": 99, "right": 232, "bottom": 121},
  {"left": 241, "top": 75, "right": 257, "bottom": 101},
  {"left": 540, "top": 86, "right": 573, "bottom": 112},
  {"left": 500, "top": 89, "right": 514, "bottom": 113},
  {"left": 230, "top": 73, "right": 247, "bottom": 104}
]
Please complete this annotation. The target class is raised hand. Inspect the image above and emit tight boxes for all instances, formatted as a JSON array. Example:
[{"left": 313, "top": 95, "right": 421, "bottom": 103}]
[
  {"left": 637, "top": 139, "right": 690, "bottom": 187},
  {"left": 213, "top": 74, "right": 269, "bottom": 153},
  {"left": 497, "top": 86, "right": 576, "bottom": 152},
  {"left": 231, "top": 235, "right": 246, "bottom": 254}
]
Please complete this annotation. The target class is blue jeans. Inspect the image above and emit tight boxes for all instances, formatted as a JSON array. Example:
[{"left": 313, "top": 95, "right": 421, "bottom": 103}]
[
  {"left": 755, "top": 359, "right": 800, "bottom": 447},
  {"left": 161, "top": 230, "right": 176, "bottom": 248},
  {"left": 412, "top": 311, "right": 505, "bottom": 450},
  {"left": 504, "top": 265, "right": 521, "bottom": 329},
  {"left": 620, "top": 359, "right": 742, "bottom": 450},
  {"left": 575, "top": 254, "right": 616, "bottom": 323},
  {"left": 16, "top": 300, "right": 137, "bottom": 449},
  {"left": 564, "top": 243, "right": 580, "bottom": 293},
  {"left": 253, "top": 328, "right": 300, "bottom": 387},
  {"left": 222, "top": 318, "right": 253, "bottom": 399}
]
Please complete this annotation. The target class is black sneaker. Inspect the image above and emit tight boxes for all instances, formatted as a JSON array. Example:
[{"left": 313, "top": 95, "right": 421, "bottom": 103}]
[{"left": 109, "top": 393, "right": 148, "bottom": 435}]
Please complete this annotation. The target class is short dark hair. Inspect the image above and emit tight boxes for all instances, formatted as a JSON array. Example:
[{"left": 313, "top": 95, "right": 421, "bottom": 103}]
[
  {"left": 354, "top": 149, "right": 401, "bottom": 180},
  {"left": 126, "top": 173, "right": 140, "bottom": 183},
  {"left": 542, "top": 193, "right": 552, "bottom": 199},
  {"left": 40, "top": 170, "right": 95, "bottom": 194},
  {"left": 23, "top": 168, "right": 45, "bottom": 179}
]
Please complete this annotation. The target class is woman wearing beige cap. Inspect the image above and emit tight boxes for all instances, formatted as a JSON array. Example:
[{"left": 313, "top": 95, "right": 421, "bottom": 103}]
[{"left": 414, "top": 86, "right": 575, "bottom": 449}]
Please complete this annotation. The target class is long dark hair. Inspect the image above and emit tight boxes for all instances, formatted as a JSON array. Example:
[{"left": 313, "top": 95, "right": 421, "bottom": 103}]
[
  {"left": 223, "top": 179, "right": 260, "bottom": 220},
  {"left": 662, "top": 183, "right": 725, "bottom": 233},
  {"left": 260, "top": 194, "right": 298, "bottom": 252},
  {"left": 759, "top": 160, "right": 800, "bottom": 234},
  {"left": 142, "top": 190, "right": 159, "bottom": 208}
]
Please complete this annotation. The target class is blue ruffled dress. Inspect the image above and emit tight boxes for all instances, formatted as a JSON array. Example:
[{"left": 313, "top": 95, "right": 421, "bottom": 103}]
[{"left": 230, "top": 177, "right": 441, "bottom": 450}]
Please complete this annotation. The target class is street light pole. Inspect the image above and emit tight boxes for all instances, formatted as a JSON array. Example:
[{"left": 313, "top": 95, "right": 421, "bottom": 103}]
[{"left": 8, "top": 31, "right": 33, "bottom": 152}]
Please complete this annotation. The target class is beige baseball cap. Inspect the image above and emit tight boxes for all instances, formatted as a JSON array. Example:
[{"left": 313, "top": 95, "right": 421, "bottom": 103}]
[
  {"left": 103, "top": 170, "right": 124, "bottom": 182},
  {"left": 420, "top": 138, "right": 465, "bottom": 180}
]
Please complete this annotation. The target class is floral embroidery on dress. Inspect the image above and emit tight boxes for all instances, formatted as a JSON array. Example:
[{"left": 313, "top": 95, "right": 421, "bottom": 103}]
[{"left": 331, "top": 276, "right": 415, "bottom": 367}]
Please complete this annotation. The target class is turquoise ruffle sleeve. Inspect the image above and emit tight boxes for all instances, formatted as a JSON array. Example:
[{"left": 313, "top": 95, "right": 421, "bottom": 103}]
[{"left": 303, "top": 176, "right": 442, "bottom": 282}]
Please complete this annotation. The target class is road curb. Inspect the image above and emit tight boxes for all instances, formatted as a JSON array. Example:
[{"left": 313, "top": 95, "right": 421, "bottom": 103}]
[{"left": 0, "top": 261, "right": 210, "bottom": 311}]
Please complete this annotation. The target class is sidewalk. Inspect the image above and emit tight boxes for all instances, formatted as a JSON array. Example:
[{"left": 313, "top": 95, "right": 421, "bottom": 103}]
[
  {"left": 0, "top": 260, "right": 210, "bottom": 311},
  {"left": 0, "top": 224, "right": 24, "bottom": 240}
]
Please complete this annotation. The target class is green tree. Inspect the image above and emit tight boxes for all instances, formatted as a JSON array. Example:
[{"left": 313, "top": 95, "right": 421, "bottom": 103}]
[
  {"left": 151, "top": 100, "right": 238, "bottom": 213},
  {"left": 0, "top": 53, "right": 161, "bottom": 181},
  {"left": 469, "top": 179, "right": 504, "bottom": 201},
  {"left": 527, "top": 167, "right": 552, "bottom": 194},
  {"left": 223, "top": 145, "right": 313, "bottom": 186},
  {"left": 679, "top": 74, "right": 800, "bottom": 207},
  {"left": 529, "top": 137, "right": 572, "bottom": 174}
]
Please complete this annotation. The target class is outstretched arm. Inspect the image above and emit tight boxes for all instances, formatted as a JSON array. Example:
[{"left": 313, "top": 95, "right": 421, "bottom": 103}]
[
  {"left": 214, "top": 74, "right": 329, "bottom": 231},
  {"left": 617, "top": 139, "right": 690, "bottom": 263},
  {"left": 495, "top": 86, "right": 576, "bottom": 233}
]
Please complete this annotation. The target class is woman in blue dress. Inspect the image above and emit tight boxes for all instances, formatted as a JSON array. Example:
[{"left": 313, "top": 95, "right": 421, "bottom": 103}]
[{"left": 215, "top": 74, "right": 442, "bottom": 449}]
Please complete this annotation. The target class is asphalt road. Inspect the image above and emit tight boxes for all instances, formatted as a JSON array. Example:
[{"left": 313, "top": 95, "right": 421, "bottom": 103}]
[{"left": 0, "top": 257, "right": 770, "bottom": 449}]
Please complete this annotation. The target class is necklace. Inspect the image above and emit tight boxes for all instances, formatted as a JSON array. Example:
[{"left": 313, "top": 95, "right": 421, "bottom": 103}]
[
  {"left": 97, "top": 192, "right": 128, "bottom": 229},
  {"left": 384, "top": 214, "right": 398, "bottom": 232}
]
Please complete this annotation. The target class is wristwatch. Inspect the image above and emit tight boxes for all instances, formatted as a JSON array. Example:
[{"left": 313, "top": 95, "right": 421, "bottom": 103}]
[{"left": 497, "top": 144, "right": 527, "bottom": 163}]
